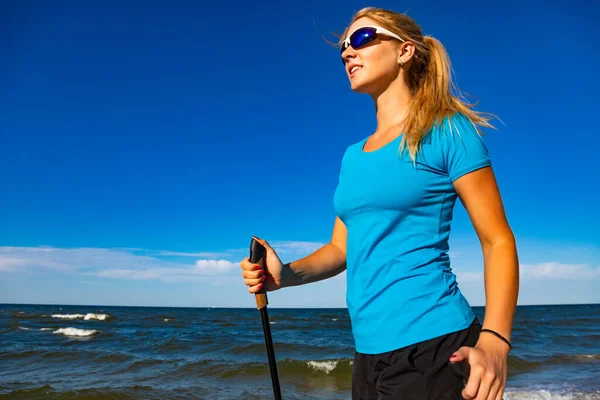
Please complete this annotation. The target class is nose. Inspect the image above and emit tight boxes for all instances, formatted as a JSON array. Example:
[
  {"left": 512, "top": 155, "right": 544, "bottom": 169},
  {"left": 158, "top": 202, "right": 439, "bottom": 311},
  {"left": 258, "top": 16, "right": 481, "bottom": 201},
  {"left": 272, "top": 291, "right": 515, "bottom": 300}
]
[{"left": 341, "top": 46, "right": 356, "bottom": 65}]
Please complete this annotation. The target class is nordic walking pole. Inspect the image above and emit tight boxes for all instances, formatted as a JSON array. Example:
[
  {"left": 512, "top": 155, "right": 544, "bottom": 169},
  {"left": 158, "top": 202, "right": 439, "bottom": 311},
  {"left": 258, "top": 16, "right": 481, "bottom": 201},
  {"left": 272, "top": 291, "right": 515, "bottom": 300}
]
[{"left": 249, "top": 237, "right": 282, "bottom": 400}]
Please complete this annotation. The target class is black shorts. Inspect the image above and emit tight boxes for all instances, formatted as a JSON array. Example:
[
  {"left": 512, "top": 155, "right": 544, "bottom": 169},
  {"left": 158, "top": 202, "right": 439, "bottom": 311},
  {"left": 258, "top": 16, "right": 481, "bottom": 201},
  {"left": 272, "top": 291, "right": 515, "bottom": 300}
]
[{"left": 352, "top": 318, "right": 481, "bottom": 400}]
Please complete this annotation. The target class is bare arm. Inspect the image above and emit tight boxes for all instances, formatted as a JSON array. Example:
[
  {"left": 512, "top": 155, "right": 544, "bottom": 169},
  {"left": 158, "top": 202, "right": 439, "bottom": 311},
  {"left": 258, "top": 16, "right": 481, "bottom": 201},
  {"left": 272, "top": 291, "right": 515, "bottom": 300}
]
[
  {"left": 454, "top": 166, "right": 519, "bottom": 343},
  {"left": 282, "top": 216, "right": 347, "bottom": 287}
]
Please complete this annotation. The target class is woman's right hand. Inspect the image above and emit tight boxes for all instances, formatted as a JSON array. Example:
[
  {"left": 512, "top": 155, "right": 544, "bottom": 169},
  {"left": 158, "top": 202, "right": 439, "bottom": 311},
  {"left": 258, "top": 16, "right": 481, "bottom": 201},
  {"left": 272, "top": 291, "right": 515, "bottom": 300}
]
[{"left": 240, "top": 237, "right": 284, "bottom": 293}]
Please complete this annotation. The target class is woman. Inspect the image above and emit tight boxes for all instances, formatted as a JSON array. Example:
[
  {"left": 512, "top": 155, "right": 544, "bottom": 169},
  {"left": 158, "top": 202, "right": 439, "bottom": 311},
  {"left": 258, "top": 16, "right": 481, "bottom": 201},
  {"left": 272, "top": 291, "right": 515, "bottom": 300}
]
[{"left": 240, "top": 7, "right": 519, "bottom": 400}]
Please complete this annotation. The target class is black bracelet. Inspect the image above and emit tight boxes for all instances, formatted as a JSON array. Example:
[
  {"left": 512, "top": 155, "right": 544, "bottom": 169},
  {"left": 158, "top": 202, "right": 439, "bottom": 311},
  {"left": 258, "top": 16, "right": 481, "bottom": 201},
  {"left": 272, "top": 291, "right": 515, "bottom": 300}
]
[{"left": 480, "top": 329, "right": 512, "bottom": 351}]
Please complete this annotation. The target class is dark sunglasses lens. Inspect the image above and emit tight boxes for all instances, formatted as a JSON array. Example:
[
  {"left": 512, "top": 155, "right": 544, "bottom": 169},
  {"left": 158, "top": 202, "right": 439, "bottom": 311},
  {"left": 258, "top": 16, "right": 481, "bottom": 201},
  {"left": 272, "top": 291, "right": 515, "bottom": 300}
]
[{"left": 351, "top": 28, "right": 377, "bottom": 49}]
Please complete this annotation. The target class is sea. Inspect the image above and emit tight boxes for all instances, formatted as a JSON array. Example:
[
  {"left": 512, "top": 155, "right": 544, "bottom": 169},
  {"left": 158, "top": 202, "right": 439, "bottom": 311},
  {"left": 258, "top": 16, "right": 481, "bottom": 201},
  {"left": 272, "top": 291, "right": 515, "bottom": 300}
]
[{"left": 0, "top": 303, "right": 598, "bottom": 399}]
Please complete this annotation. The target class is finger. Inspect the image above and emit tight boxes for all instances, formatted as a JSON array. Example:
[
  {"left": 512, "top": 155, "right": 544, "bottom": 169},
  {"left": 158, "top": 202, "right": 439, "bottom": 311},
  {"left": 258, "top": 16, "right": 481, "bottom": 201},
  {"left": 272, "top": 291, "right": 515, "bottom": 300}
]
[
  {"left": 240, "top": 259, "right": 264, "bottom": 271},
  {"left": 244, "top": 276, "right": 264, "bottom": 288},
  {"left": 474, "top": 369, "right": 494, "bottom": 400},
  {"left": 494, "top": 382, "right": 505, "bottom": 400},
  {"left": 450, "top": 346, "right": 470, "bottom": 362},
  {"left": 487, "top": 380, "right": 501, "bottom": 400},
  {"left": 242, "top": 269, "right": 264, "bottom": 280},
  {"left": 462, "top": 364, "right": 483, "bottom": 400},
  {"left": 253, "top": 236, "right": 273, "bottom": 252},
  {"left": 247, "top": 282, "right": 264, "bottom": 294}
]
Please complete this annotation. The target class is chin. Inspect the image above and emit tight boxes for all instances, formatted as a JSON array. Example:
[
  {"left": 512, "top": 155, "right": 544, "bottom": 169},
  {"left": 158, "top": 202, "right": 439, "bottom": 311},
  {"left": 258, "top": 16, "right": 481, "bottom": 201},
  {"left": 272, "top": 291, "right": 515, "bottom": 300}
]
[
  {"left": 350, "top": 78, "right": 378, "bottom": 95},
  {"left": 349, "top": 71, "right": 393, "bottom": 96}
]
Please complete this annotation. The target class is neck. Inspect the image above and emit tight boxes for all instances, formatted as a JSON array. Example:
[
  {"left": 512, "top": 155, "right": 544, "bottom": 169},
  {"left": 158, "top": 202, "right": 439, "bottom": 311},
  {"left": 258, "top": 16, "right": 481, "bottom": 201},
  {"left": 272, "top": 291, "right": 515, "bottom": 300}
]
[{"left": 371, "top": 78, "right": 411, "bottom": 136}]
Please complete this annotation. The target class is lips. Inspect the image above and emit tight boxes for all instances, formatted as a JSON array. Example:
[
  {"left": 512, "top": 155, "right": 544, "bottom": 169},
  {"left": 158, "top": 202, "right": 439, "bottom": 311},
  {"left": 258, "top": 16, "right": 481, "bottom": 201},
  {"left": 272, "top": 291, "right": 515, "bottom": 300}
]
[{"left": 347, "top": 64, "right": 363, "bottom": 76}]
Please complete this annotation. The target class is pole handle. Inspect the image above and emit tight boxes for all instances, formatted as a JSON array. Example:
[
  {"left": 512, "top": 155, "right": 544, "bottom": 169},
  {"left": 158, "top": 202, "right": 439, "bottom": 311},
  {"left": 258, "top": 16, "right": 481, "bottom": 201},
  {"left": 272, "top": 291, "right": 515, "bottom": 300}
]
[{"left": 250, "top": 238, "right": 268, "bottom": 310}]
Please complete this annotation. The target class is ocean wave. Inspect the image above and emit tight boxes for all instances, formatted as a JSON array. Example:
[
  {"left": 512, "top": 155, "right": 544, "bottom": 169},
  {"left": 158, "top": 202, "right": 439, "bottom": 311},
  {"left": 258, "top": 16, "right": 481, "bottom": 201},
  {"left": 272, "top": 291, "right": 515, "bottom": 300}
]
[
  {"left": 53, "top": 327, "right": 98, "bottom": 337},
  {"left": 173, "top": 357, "right": 354, "bottom": 380},
  {"left": 51, "top": 313, "right": 112, "bottom": 321},
  {"left": 0, "top": 349, "right": 48, "bottom": 360},
  {"left": 0, "top": 384, "right": 55, "bottom": 398},
  {"left": 225, "top": 358, "right": 354, "bottom": 379},
  {"left": 234, "top": 342, "right": 354, "bottom": 357},
  {"left": 143, "top": 315, "right": 178, "bottom": 322},
  {"left": 0, "top": 384, "right": 164, "bottom": 400},
  {"left": 116, "top": 359, "right": 166, "bottom": 374},
  {"left": 505, "top": 390, "right": 600, "bottom": 399},
  {"left": 51, "top": 313, "right": 85, "bottom": 319},
  {"left": 92, "top": 353, "right": 134, "bottom": 364},
  {"left": 156, "top": 337, "right": 191, "bottom": 352},
  {"left": 505, "top": 352, "right": 599, "bottom": 377},
  {"left": 16, "top": 327, "right": 55, "bottom": 332},
  {"left": 12, "top": 312, "right": 46, "bottom": 320},
  {"left": 559, "top": 354, "right": 600, "bottom": 362},
  {"left": 306, "top": 359, "right": 351, "bottom": 374},
  {"left": 2, "top": 386, "right": 597, "bottom": 400},
  {"left": 0, "top": 349, "right": 134, "bottom": 364}
]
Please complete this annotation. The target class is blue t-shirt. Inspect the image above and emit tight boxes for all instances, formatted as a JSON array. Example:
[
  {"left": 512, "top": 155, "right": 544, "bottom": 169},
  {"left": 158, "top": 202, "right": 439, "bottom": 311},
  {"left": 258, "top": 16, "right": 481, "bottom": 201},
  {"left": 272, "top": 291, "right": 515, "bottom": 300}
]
[{"left": 333, "top": 112, "right": 491, "bottom": 354}]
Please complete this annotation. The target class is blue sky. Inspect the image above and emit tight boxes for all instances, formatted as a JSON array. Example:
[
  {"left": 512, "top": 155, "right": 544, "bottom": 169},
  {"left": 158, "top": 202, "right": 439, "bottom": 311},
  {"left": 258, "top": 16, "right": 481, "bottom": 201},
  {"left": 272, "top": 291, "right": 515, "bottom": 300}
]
[{"left": 1, "top": 0, "right": 598, "bottom": 308}]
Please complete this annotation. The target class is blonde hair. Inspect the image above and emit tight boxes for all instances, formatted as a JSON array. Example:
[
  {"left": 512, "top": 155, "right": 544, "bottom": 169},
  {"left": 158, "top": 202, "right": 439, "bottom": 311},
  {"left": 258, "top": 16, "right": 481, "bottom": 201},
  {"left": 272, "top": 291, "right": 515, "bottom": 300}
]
[{"left": 337, "top": 7, "right": 496, "bottom": 160}]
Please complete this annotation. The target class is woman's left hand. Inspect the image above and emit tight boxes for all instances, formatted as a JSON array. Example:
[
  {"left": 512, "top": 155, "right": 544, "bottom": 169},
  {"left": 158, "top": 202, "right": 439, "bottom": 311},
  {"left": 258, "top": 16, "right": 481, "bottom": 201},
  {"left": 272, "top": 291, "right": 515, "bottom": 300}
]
[{"left": 450, "top": 333, "right": 510, "bottom": 400}]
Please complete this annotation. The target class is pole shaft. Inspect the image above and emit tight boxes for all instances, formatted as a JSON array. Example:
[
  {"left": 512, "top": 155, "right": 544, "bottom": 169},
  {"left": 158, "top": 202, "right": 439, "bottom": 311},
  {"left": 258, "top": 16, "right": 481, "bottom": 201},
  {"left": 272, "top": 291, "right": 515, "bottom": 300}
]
[{"left": 261, "top": 307, "right": 281, "bottom": 400}]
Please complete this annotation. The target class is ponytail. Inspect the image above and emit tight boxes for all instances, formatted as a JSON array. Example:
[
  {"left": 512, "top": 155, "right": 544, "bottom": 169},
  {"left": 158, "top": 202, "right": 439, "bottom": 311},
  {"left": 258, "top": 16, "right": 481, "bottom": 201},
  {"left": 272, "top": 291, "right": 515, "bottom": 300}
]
[{"left": 401, "top": 35, "right": 495, "bottom": 161}]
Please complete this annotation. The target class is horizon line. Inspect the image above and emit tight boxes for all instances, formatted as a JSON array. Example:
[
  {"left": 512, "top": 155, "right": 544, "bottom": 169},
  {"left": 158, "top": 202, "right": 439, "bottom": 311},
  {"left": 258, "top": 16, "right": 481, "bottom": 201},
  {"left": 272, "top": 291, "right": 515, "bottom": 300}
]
[{"left": 1, "top": 302, "right": 599, "bottom": 309}]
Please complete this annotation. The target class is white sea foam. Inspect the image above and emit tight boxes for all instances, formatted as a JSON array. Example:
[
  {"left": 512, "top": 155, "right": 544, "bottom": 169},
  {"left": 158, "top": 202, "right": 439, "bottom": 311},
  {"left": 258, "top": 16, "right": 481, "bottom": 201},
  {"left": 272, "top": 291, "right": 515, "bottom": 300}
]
[
  {"left": 40, "top": 328, "right": 53, "bottom": 331},
  {"left": 575, "top": 354, "right": 599, "bottom": 361},
  {"left": 164, "top": 318, "right": 170, "bottom": 322},
  {"left": 505, "top": 390, "right": 600, "bottom": 400},
  {"left": 18, "top": 327, "right": 30, "bottom": 330},
  {"left": 53, "top": 327, "right": 98, "bottom": 337},
  {"left": 307, "top": 360, "right": 338, "bottom": 374},
  {"left": 83, "top": 313, "right": 109, "bottom": 321},
  {"left": 51, "top": 313, "right": 110, "bottom": 321},
  {"left": 52, "top": 314, "right": 85, "bottom": 319}
]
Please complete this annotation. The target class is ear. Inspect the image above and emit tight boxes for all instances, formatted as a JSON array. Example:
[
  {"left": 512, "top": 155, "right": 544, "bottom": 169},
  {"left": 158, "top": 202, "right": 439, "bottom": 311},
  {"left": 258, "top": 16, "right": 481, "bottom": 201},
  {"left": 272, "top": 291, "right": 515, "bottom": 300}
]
[{"left": 397, "top": 41, "right": 416, "bottom": 66}]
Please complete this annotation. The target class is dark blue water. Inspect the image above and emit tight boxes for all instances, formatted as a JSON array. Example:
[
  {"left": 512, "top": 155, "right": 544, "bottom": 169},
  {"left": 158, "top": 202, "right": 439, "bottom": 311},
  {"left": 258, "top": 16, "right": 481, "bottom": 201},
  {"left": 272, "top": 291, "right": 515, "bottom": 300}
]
[{"left": 0, "top": 304, "right": 598, "bottom": 399}]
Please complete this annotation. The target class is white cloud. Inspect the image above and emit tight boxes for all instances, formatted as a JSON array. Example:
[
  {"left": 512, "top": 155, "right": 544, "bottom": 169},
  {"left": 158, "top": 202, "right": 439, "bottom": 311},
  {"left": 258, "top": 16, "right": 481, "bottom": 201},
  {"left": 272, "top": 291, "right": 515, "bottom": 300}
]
[
  {"left": 96, "top": 268, "right": 161, "bottom": 280},
  {"left": 142, "top": 250, "right": 229, "bottom": 258},
  {"left": 0, "top": 246, "right": 170, "bottom": 272},
  {"left": 456, "top": 271, "right": 483, "bottom": 282},
  {"left": 195, "top": 259, "right": 238, "bottom": 272},
  {"left": 227, "top": 240, "right": 325, "bottom": 256},
  {"left": 0, "top": 257, "right": 27, "bottom": 272},
  {"left": 94, "top": 261, "right": 238, "bottom": 281},
  {"left": 520, "top": 262, "right": 600, "bottom": 280},
  {"left": 0, "top": 246, "right": 240, "bottom": 282},
  {"left": 454, "top": 261, "right": 600, "bottom": 306},
  {"left": 0, "top": 242, "right": 324, "bottom": 285},
  {"left": 269, "top": 240, "right": 325, "bottom": 254},
  {"left": 455, "top": 262, "right": 600, "bottom": 284},
  {"left": 3, "top": 243, "right": 599, "bottom": 307}
]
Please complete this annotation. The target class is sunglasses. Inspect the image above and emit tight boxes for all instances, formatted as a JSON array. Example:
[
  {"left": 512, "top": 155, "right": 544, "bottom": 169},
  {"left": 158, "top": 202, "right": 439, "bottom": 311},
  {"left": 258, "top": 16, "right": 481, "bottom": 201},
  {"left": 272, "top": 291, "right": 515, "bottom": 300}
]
[{"left": 340, "top": 26, "right": 405, "bottom": 55}]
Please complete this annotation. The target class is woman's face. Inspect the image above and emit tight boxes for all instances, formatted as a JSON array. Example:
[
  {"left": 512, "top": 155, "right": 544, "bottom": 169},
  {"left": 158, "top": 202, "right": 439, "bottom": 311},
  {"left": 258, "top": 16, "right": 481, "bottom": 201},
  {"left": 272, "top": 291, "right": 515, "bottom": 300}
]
[{"left": 341, "top": 17, "right": 403, "bottom": 95}]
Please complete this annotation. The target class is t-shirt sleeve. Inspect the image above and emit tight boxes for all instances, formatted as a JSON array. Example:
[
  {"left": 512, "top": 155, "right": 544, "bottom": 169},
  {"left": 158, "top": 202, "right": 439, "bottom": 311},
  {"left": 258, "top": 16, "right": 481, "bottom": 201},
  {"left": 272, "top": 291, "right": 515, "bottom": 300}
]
[{"left": 441, "top": 113, "right": 492, "bottom": 182}]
